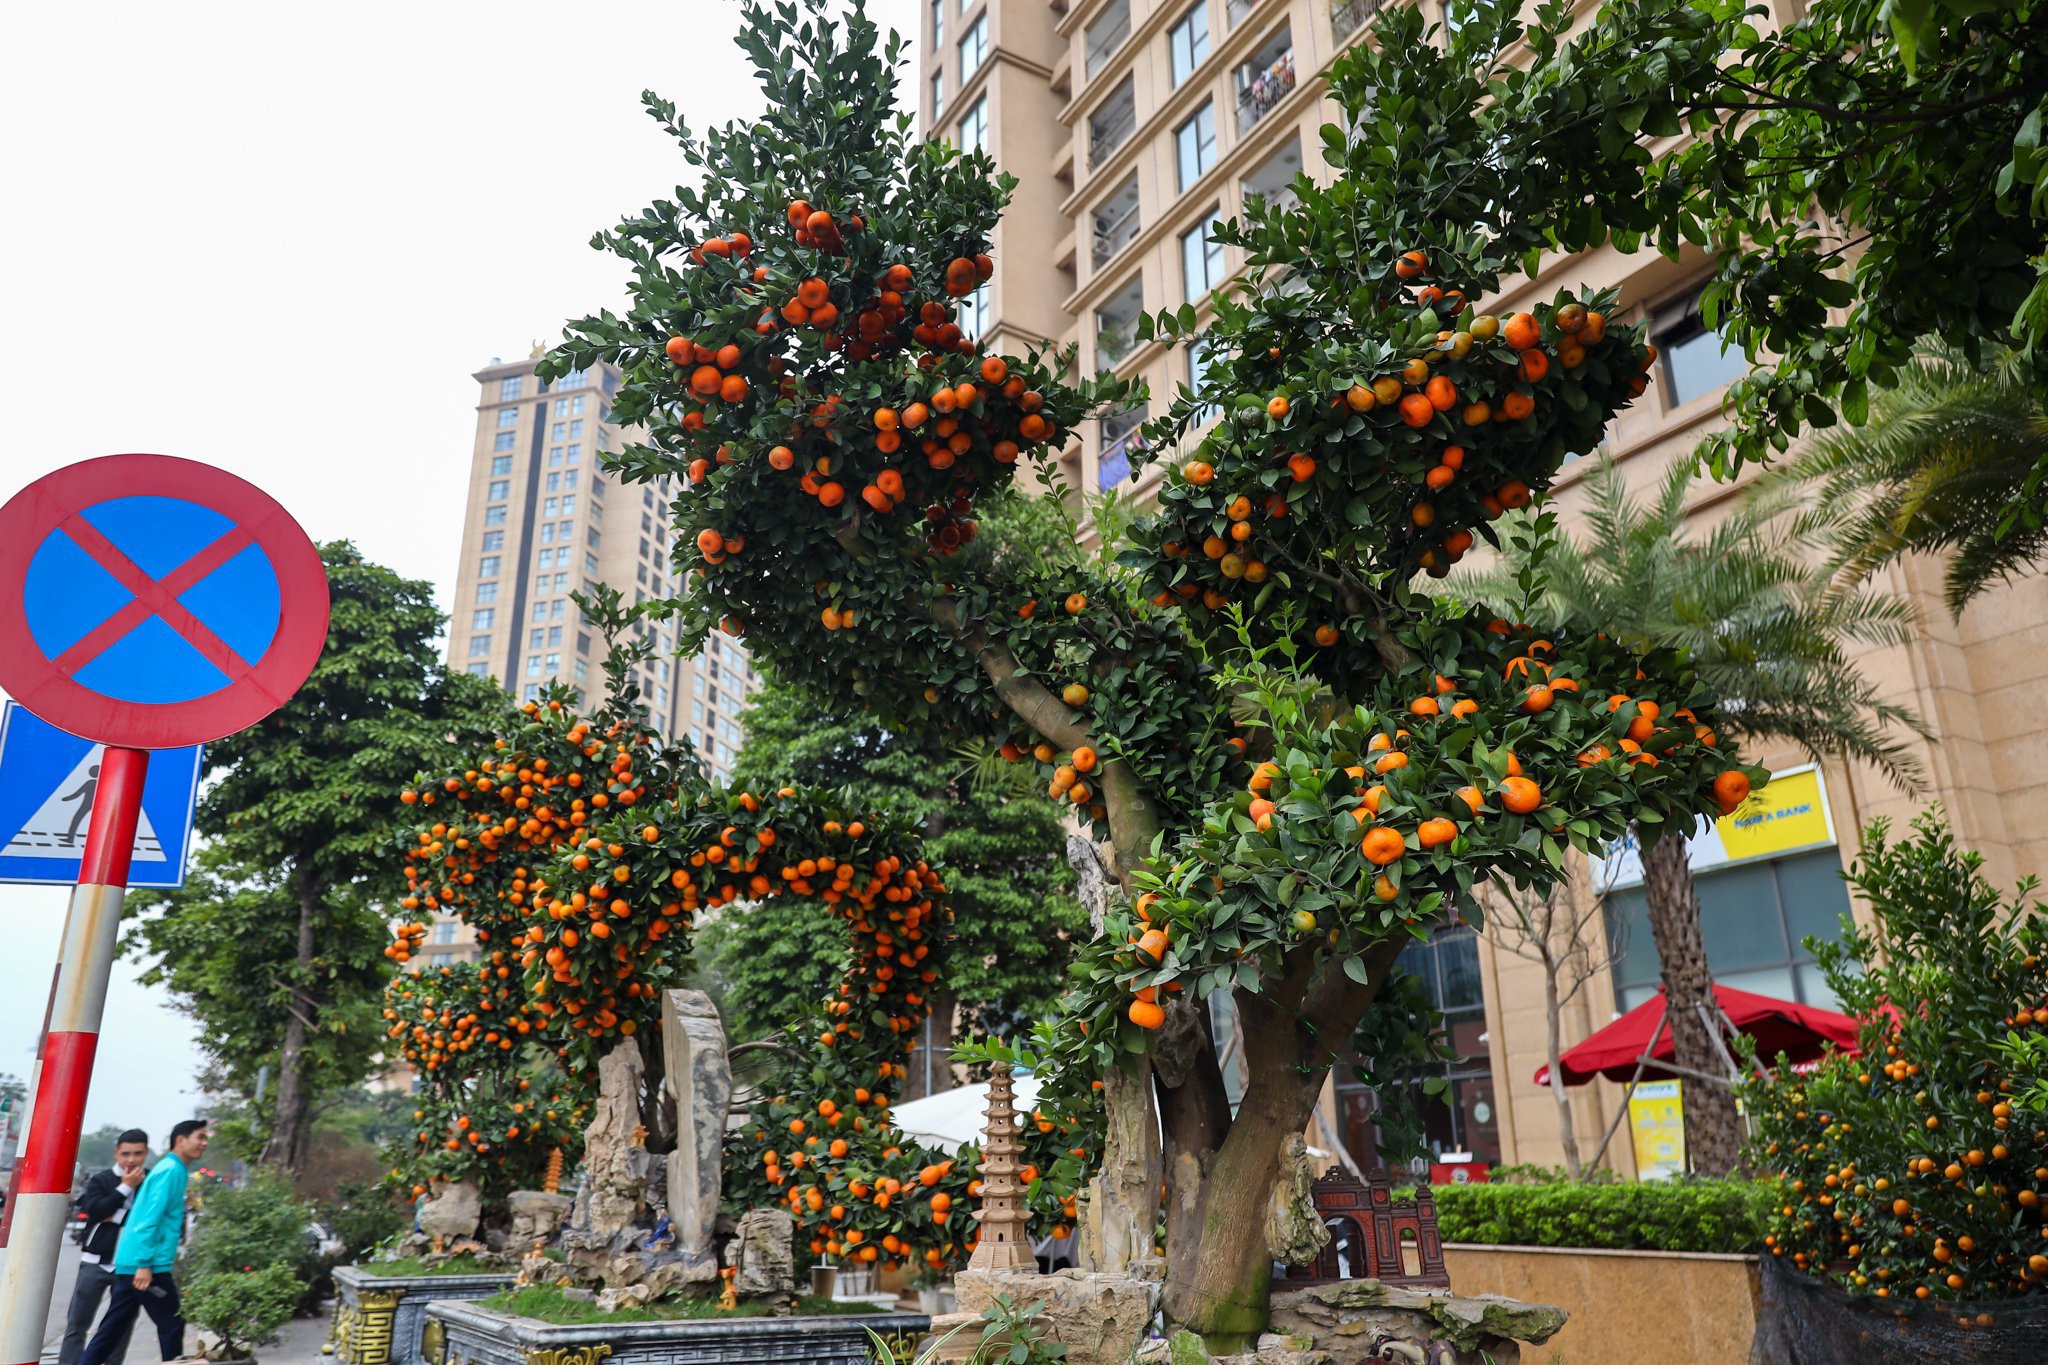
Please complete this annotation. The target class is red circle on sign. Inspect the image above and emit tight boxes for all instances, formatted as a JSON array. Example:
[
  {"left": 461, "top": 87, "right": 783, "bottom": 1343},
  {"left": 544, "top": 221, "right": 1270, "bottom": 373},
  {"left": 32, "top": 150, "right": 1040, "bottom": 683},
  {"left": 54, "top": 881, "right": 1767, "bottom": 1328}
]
[{"left": 0, "top": 454, "right": 329, "bottom": 749}]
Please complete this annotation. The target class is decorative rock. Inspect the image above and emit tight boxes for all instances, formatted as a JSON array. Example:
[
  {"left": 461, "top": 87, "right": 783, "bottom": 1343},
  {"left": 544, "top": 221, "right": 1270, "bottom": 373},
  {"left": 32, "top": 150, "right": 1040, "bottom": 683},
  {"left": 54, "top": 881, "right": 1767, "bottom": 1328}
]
[
  {"left": 729, "top": 1208, "right": 796, "bottom": 1299},
  {"left": 1269, "top": 1280, "right": 1563, "bottom": 1365},
  {"left": 1264, "top": 1135, "right": 1330, "bottom": 1267},
  {"left": 954, "top": 1268, "right": 1158, "bottom": 1365},
  {"left": 605, "top": 1251, "right": 650, "bottom": 1286},
  {"left": 578, "top": 1039, "right": 651, "bottom": 1239},
  {"left": 416, "top": 1181, "right": 483, "bottom": 1243},
  {"left": 642, "top": 1255, "right": 721, "bottom": 1299},
  {"left": 519, "top": 1251, "right": 566, "bottom": 1286},
  {"left": 595, "top": 1283, "right": 653, "bottom": 1313},
  {"left": 507, "top": 1190, "right": 573, "bottom": 1245},
  {"left": 662, "top": 990, "right": 731, "bottom": 1264}
]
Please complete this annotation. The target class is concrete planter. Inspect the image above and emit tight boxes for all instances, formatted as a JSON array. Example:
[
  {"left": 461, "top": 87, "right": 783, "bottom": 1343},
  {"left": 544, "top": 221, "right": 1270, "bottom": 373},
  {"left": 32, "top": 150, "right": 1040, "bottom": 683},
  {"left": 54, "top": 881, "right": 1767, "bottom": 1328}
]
[
  {"left": 424, "top": 1298, "right": 931, "bottom": 1365},
  {"left": 329, "top": 1263, "right": 517, "bottom": 1365},
  {"left": 1442, "top": 1243, "right": 1760, "bottom": 1365}
]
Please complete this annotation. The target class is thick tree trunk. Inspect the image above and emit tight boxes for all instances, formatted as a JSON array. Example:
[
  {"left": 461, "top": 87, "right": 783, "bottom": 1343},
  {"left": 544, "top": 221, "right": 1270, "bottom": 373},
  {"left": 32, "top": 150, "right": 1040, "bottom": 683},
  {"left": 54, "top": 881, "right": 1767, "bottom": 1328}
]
[
  {"left": 1638, "top": 827, "right": 1744, "bottom": 1175},
  {"left": 261, "top": 871, "right": 320, "bottom": 1169},
  {"left": 1159, "top": 939, "right": 1402, "bottom": 1351},
  {"left": 1542, "top": 957, "right": 1583, "bottom": 1180}
]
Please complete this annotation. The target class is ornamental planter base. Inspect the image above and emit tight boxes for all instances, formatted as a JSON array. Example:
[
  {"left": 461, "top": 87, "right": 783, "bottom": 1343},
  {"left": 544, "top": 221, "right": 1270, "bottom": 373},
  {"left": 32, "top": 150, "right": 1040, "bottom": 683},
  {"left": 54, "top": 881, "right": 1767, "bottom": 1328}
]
[
  {"left": 329, "top": 1264, "right": 518, "bottom": 1365},
  {"left": 423, "top": 1299, "right": 931, "bottom": 1365}
]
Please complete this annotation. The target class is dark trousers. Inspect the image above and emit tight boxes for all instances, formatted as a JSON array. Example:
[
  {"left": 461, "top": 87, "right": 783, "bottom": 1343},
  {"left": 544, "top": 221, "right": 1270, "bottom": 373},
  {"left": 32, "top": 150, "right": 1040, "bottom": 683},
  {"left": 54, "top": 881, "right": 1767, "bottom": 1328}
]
[
  {"left": 78, "top": 1271, "right": 183, "bottom": 1365},
  {"left": 59, "top": 1261, "right": 135, "bottom": 1365}
]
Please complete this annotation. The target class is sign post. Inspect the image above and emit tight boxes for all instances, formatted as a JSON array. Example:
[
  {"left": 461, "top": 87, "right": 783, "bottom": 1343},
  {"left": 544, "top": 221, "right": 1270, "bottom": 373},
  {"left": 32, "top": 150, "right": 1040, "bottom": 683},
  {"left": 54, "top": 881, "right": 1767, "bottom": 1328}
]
[{"left": 0, "top": 455, "right": 326, "bottom": 1357}]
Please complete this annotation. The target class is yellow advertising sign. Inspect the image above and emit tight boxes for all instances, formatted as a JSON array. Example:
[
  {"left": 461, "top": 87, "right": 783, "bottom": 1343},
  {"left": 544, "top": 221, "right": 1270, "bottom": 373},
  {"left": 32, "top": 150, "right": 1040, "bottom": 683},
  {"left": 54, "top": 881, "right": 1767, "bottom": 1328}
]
[
  {"left": 1629, "top": 1080, "right": 1687, "bottom": 1180},
  {"left": 1717, "top": 767, "right": 1833, "bottom": 863}
]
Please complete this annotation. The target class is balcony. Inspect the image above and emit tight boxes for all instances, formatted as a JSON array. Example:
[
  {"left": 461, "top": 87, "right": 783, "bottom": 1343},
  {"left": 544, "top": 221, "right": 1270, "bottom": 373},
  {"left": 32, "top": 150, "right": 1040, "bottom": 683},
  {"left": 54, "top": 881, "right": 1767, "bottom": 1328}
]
[
  {"left": 1331, "top": 0, "right": 1386, "bottom": 38},
  {"left": 1226, "top": 0, "right": 1264, "bottom": 29},
  {"left": 1095, "top": 276, "right": 1145, "bottom": 374},
  {"left": 1236, "top": 40, "right": 1296, "bottom": 135},
  {"left": 1091, "top": 177, "right": 1141, "bottom": 270},
  {"left": 1089, "top": 77, "right": 1137, "bottom": 170},
  {"left": 1241, "top": 135, "right": 1303, "bottom": 213},
  {"left": 1084, "top": 0, "right": 1132, "bottom": 79}
]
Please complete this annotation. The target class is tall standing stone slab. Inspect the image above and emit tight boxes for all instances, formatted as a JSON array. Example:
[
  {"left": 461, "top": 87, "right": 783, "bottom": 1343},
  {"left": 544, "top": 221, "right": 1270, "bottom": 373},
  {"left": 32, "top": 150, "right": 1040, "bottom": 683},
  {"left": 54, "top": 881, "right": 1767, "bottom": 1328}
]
[{"left": 662, "top": 988, "right": 731, "bottom": 1264}]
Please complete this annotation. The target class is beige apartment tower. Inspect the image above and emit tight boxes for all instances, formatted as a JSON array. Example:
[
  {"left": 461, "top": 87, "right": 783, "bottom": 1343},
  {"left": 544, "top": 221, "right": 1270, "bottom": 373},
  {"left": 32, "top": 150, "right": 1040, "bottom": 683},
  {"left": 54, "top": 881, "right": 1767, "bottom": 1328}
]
[
  {"left": 926, "top": 0, "right": 2048, "bottom": 1176},
  {"left": 426, "top": 352, "right": 760, "bottom": 965}
]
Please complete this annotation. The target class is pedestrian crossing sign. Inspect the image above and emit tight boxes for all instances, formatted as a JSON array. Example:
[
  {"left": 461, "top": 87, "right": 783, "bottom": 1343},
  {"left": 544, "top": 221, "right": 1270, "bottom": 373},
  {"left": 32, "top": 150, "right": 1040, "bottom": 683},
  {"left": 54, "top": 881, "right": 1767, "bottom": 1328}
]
[{"left": 0, "top": 701, "right": 202, "bottom": 888}]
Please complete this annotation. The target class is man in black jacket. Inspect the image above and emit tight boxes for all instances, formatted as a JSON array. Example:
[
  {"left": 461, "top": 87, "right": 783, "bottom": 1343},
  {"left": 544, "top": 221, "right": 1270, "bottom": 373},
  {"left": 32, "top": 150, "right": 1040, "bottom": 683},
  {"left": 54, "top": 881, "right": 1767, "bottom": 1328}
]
[{"left": 58, "top": 1130, "right": 149, "bottom": 1365}]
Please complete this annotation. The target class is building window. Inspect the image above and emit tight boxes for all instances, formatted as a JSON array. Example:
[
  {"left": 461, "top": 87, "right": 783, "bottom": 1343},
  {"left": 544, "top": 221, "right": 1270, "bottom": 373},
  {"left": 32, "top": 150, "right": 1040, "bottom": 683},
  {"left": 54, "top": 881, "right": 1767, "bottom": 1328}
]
[
  {"left": 493, "top": 432, "right": 516, "bottom": 452},
  {"left": 931, "top": 71, "right": 944, "bottom": 120},
  {"left": 488, "top": 480, "right": 509, "bottom": 501},
  {"left": 1175, "top": 102, "right": 1218, "bottom": 190},
  {"left": 578, "top": 632, "right": 592, "bottom": 655},
  {"left": 561, "top": 494, "right": 577, "bottom": 515},
  {"left": 552, "top": 422, "right": 566, "bottom": 441},
  {"left": 499, "top": 376, "right": 523, "bottom": 400},
  {"left": 481, "top": 530, "right": 504, "bottom": 551},
  {"left": 571, "top": 395, "right": 585, "bottom": 415},
  {"left": 567, "top": 444, "right": 581, "bottom": 465},
  {"left": 469, "top": 635, "right": 492, "bottom": 657},
  {"left": 549, "top": 446, "right": 564, "bottom": 467},
  {"left": 1180, "top": 211, "right": 1224, "bottom": 302},
  {"left": 957, "top": 282, "right": 991, "bottom": 340},
  {"left": 496, "top": 407, "right": 520, "bottom": 429},
  {"left": 554, "top": 368, "right": 589, "bottom": 390},
  {"left": 544, "top": 497, "right": 558, "bottom": 516},
  {"left": 1654, "top": 291, "right": 1748, "bottom": 408},
  {"left": 584, "top": 551, "right": 600, "bottom": 574},
  {"left": 1606, "top": 848, "right": 1854, "bottom": 1012},
  {"left": 1188, "top": 331, "right": 1221, "bottom": 427},
  {"left": 530, "top": 627, "right": 546, "bottom": 648},
  {"left": 958, "top": 13, "right": 987, "bottom": 78},
  {"left": 931, "top": 0, "right": 942, "bottom": 49},
  {"left": 522, "top": 683, "right": 541, "bottom": 701},
  {"left": 540, "top": 523, "right": 555, "bottom": 544},
  {"left": 548, "top": 625, "right": 563, "bottom": 646},
  {"left": 478, "top": 555, "right": 500, "bottom": 578},
  {"left": 569, "top": 419, "right": 583, "bottom": 438},
  {"left": 490, "top": 455, "right": 513, "bottom": 477},
  {"left": 573, "top": 659, "right": 590, "bottom": 684},
  {"left": 476, "top": 582, "right": 498, "bottom": 605},
  {"left": 484, "top": 506, "right": 507, "bottom": 526},
  {"left": 471, "top": 607, "right": 494, "bottom": 629},
  {"left": 957, "top": 95, "right": 989, "bottom": 156},
  {"left": 551, "top": 599, "right": 566, "bottom": 620},
  {"left": 1169, "top": 3, "right": 1210, "bottom": 86},
  {"left": 466, "top": 662, "right": 489, "bottom": 676}
]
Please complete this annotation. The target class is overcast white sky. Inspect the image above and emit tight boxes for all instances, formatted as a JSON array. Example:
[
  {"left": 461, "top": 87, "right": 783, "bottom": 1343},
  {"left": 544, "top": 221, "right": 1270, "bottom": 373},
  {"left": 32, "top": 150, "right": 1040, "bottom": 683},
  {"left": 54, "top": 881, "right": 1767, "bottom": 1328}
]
[{"left": 0, "top": 0, "right": 919, "bottom": 1159}]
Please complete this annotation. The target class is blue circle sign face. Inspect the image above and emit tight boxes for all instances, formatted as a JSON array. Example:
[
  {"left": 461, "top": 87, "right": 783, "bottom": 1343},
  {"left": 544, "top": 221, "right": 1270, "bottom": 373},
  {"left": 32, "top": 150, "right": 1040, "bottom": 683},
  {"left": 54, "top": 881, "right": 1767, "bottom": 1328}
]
[{"left": 0, "top": 455, "right": 329, "bottom": 749}]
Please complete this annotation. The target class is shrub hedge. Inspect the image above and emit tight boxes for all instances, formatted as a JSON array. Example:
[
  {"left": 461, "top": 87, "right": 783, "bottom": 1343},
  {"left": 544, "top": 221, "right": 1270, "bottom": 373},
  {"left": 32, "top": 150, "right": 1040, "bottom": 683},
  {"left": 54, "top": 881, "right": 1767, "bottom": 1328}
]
[{"left": 1431, "top": 1175, "right": 1772, "bottom": 1254}]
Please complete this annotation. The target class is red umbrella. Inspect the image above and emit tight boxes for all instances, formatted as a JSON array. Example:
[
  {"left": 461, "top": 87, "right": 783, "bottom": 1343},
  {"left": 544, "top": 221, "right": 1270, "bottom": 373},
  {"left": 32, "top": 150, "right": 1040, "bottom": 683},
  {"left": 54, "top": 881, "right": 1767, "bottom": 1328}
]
[{"left": 1534, "top": 983, "right": 1866, "bottom": 1087}]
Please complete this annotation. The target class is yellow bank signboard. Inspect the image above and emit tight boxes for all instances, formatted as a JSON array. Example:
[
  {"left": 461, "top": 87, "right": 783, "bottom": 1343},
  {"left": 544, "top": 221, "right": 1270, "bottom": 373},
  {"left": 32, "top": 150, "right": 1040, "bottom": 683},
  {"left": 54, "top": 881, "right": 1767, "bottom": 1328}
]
[{"left": 1591, "top": 764, "right": 1836, "bottom": 888}]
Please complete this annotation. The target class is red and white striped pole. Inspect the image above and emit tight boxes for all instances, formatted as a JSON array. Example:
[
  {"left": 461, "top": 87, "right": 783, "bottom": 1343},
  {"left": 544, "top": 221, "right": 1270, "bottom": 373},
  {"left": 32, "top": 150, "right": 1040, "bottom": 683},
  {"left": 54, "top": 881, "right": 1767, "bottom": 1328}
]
[{"left": 0, "top": 746, "right": 148, "bottom": 1361}]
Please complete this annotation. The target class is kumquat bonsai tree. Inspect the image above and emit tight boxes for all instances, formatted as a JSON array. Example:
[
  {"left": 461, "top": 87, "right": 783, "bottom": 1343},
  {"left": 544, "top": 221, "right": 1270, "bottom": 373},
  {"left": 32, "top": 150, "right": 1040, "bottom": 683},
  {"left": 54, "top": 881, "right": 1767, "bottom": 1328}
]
[
  {"left": 1744, "top": 812, "right": 2048, "bottom": 1313},
  {"left": 394, "top": 602, "right": 1098, "bottom": 1279},
  {"left": 547, "top": 0, "right": 1759, "bottom": 1344}
]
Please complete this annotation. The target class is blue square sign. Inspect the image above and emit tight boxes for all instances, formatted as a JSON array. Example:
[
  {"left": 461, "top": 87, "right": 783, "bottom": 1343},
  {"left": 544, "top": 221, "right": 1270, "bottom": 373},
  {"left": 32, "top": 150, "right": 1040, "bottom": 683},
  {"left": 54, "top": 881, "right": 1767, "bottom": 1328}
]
[{"left": 0, "top": 701, "right": 202, "bottom": 887}]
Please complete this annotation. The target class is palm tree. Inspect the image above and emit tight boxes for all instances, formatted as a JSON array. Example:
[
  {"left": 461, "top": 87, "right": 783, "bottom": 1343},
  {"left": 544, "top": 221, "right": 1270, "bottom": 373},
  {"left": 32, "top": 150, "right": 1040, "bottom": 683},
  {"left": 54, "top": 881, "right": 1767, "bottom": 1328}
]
[
  {"left": 1774, "top": 348, "right": 2048, "bottom": 618},
  {"left": 1439, "top": 453, "right": 1926, "bottom": 1175}
]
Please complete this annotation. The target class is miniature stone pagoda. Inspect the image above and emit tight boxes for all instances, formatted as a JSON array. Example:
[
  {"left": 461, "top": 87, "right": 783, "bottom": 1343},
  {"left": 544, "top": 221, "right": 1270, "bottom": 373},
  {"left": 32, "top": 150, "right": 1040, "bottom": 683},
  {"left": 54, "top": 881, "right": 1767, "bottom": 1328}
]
[{"left": 966, "top": 1065, "right": 1035, "bottom": 1271}]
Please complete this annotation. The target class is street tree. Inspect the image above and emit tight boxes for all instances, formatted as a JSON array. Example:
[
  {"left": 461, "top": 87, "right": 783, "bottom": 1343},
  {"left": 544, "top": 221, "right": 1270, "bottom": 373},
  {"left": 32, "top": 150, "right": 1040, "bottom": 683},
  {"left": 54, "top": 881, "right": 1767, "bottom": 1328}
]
[
  {"left": 127, "top": 543, "right": 510, "bottom": 1171},
  {"left": 548, "top": 0, "right": 1760, "bottom": 1344}
]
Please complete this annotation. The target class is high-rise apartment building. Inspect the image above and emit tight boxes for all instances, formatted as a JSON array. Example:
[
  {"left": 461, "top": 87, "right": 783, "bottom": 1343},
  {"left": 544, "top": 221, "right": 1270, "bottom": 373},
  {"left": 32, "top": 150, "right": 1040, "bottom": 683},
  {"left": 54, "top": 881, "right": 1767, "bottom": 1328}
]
[
  {"left": 926, "top": 0, "right": 2048, "bottom": 1175},
  {"left": 424, "top": 351, "right": 761, "bottom": 966}
]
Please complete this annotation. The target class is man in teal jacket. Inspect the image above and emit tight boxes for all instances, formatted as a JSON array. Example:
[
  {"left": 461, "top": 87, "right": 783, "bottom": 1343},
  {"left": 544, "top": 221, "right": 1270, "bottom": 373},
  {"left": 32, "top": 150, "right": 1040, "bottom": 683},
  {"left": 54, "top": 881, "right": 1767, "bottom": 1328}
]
[{"left": 78, "top": 1119, "right": 209, "bottom": 1365}]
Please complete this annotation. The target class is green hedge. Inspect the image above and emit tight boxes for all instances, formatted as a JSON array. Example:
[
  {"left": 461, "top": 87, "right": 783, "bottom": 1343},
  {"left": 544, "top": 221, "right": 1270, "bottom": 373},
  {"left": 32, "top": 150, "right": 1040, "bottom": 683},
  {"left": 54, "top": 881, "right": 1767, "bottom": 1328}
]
[{"left": 1431, "top": 1177, "right": 1773, "bottom": 1254}]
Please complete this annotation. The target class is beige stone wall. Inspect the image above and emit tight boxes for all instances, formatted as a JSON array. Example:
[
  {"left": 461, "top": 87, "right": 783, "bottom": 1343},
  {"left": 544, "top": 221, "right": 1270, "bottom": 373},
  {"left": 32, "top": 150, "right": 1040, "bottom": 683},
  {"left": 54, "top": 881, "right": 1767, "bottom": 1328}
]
[{"left": 1442, "top": 1244, "right": 1760, "bottom": 1365}]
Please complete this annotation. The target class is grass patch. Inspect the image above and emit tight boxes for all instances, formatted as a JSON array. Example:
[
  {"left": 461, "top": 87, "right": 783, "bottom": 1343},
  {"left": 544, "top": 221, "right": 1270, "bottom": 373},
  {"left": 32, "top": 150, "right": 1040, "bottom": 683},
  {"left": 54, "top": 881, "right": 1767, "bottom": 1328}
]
[
  {"left": 358, "top": 1254, "right": 507, "bottom": 1279},
  {"left": 480, "top": 1285, "right": 881, "bottom": 1325}
]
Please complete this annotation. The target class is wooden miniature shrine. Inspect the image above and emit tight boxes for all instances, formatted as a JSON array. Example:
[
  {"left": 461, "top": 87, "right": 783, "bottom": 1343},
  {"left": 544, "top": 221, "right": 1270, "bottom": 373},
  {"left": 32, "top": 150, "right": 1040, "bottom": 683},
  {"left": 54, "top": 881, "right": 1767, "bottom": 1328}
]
[{"left": 1276, "top": 1168, "right": 1451, "bottom": 1289}]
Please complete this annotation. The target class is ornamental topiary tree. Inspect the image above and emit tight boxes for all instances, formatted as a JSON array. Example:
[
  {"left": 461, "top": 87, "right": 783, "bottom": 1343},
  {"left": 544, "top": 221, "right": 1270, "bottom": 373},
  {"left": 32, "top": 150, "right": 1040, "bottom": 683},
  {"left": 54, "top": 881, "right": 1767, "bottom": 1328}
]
[
  {"left": 396, "top": 622, "right": 1097, "bottom": 1279},
  {"left": 549, "top": 0, "right": 1753, "bottom": 1344}
]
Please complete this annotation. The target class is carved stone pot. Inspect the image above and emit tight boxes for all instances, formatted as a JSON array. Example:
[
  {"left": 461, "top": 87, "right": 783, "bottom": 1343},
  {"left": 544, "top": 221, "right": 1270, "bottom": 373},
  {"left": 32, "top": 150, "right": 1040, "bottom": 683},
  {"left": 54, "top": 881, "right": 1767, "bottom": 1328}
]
[
  {"left": 328, "top": 1264, "right": 517, "bottom": 1365},
  {"left": 423, "top": 1300, "right": 931, "bottom": 1365}
]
